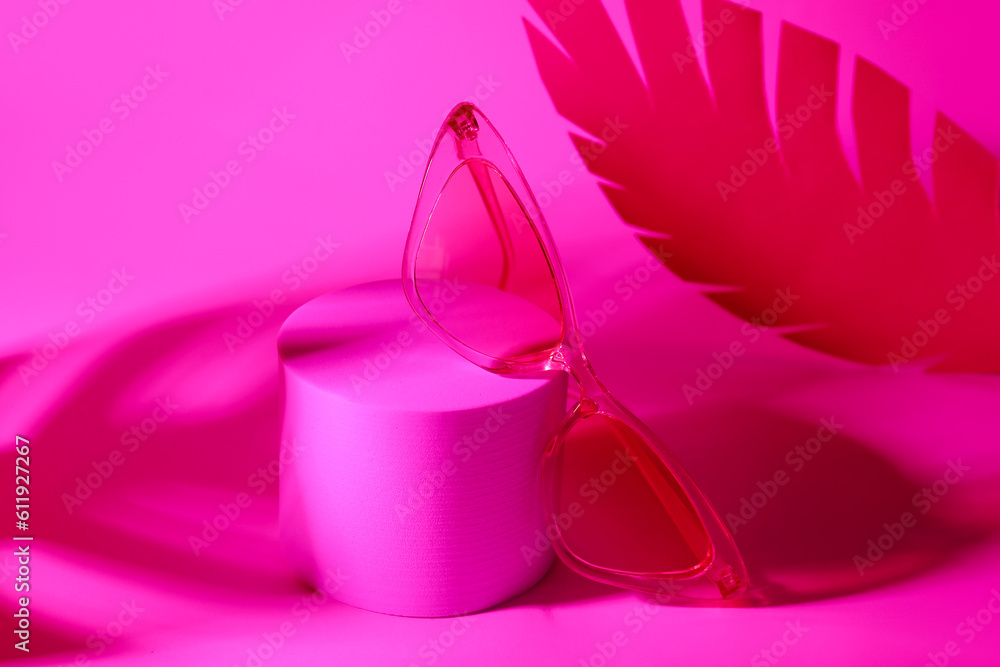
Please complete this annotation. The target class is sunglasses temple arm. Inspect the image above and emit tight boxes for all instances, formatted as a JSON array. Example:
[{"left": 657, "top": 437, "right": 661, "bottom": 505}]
[
  {"left": 448, "top": 114, "right": 516, "bottom": 292},
  {"left": 469, "top": 161, "right": 516, "bottom": 292},
  {"left": 619, "top": 430, "right": 712, "bottom": 556}
]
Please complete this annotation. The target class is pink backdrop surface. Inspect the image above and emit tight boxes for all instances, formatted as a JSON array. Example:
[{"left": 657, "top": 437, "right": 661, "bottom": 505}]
[{"left": 2, "top": 0, "right": 1000, "bottom": 664}]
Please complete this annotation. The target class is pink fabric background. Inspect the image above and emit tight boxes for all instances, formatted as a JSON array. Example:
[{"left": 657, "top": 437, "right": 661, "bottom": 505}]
[{"left": 2, "top": 0, "right": 999, "bottom": 664}]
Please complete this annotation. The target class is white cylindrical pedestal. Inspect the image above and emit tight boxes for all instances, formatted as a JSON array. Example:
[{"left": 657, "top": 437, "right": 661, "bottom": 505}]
[{"left": 277, "top": 280, "right": 566, "bottom": 617}]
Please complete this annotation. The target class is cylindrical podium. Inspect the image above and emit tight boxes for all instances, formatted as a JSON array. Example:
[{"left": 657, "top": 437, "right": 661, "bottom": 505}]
[{"left": 277, "top": 280, "right": 567, "bottom": 617}]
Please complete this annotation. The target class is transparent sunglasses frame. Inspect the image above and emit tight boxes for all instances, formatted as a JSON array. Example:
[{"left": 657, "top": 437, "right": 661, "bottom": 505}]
[{"left": 402, "top": 102, "right": 749, "bottom": 602}]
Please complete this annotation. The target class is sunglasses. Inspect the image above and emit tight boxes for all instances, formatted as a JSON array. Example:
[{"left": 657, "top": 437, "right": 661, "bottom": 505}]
[{"left": 402, "top": 102, "right": 748, "bottom": 602}]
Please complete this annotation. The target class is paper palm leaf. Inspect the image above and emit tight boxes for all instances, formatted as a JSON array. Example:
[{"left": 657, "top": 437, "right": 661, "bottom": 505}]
[{"left": 526, "top": 0, "right": 1000, "bottom": 372}]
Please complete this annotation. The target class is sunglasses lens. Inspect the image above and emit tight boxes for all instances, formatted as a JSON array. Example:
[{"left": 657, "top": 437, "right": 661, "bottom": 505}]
[
  {"left": 413, "top": 158, "right": 563, "bottom": 362},
  {"left": 549, "top": 413, "right": 712, "bottom": 576}
]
